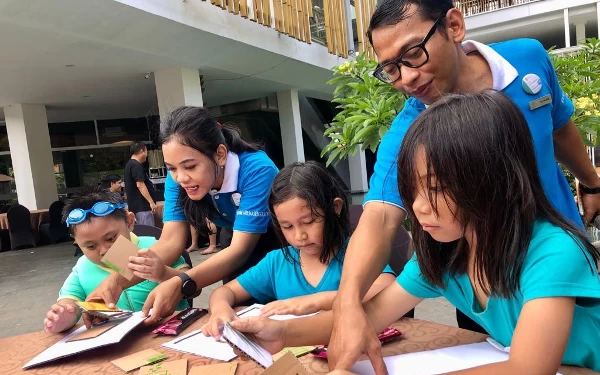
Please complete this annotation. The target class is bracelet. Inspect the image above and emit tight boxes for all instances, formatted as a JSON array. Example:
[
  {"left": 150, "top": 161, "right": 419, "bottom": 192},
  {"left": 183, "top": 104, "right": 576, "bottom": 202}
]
[{"left": 579, "top": 183, "right": 600, "bottom": 195}]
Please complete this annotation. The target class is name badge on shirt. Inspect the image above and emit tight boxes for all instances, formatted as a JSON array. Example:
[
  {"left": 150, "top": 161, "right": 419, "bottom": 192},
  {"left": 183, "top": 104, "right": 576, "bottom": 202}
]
[{"left": 529, "top": 94, "right": 551, "bottom": 111}]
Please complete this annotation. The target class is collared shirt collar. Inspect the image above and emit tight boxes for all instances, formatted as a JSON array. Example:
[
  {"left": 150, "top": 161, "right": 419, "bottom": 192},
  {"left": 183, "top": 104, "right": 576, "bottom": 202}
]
[
  {"left": 424, "top": 40, "right": 518, "bottom": 109},
  {"left": 461, "top": 40, "right": 518, "bottom": 91},
  {"left": 214, "top": 152, "right": 239, "bottom": 194}
]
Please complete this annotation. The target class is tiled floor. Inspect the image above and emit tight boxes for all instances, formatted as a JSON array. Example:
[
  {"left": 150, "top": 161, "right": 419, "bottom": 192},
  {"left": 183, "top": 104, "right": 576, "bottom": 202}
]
[{"left": 0, "top": 243, "right": 455, "bottom": 338}]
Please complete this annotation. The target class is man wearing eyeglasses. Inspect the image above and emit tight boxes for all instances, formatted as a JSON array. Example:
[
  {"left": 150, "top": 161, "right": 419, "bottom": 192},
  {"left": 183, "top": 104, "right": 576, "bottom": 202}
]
[{"left": 329, "top": 0, "right": 600, "bottom": 373}]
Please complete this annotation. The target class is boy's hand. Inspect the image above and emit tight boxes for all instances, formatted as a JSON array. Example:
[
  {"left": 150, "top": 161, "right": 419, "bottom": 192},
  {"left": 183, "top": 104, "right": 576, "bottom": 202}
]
[
  {"left": 201, "top": 309, "right": 238, "bottom": 340},
  {"left": 43, "top": 303, "right": 79, "bottom": 333},
  {"left": 229, "top": 316, "right": 287, "bottom": 354},
  {"left": 260, "top": 296, "right": 317, "bottom": 317},
  {"left": 86, "top": 273, "right": 124, "bottom": 309},
  {"left": 129, "top": 248, "right": 166, "bottom": 282}
]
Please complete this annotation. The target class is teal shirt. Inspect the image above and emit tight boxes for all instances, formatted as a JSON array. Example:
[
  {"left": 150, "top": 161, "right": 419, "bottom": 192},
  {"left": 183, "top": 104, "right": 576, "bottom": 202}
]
[
  {"left": 59, "top": 235, "right": 189, "bottom": 311},
  {"left": 237, "top": 239, "right": 395, "bottom": 303},
  {"left": 398, "top": 220, "right": 600, "bottom": 371}
]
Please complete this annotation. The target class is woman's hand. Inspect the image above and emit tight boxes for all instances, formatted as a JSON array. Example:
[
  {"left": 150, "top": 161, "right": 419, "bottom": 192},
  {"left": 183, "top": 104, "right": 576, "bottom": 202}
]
[
  {"left": 201, "top": 308, "right": 238, "bottom": 340},
  {"left": 260, "top": 295, "right": 318, "bottom": 318},
  {"left": 43, "top": 303, "right": 79, "bottom": 333},
  {"left": 128, "top": 248, "right": 167, "bottom": 282},
  {"left": 142, "top": 276, "right": 184, "bottom": 325},
  {"left": 229, "top": 316, "right": 287, "bottom": 354}
]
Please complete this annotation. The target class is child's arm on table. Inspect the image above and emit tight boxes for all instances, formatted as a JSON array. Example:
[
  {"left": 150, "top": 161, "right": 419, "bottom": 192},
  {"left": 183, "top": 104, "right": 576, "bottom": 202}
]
[
  {"left": 43, "top": 299, "right": 82, "bottom": 333},
  {"left": 443, "top": 297, "right": 574, "bottom": 375},
  {"left": 261, "top": 272, "right": 396, "bottom": 317},
  {"left": 201, "top": 280, "right": 253, "bottom": 339},
  {"left": 128, "top": 248, "right": 189, "bottom": 283},
  {"left": 231, "top": 281, "right": 422, "bottom": 353}
]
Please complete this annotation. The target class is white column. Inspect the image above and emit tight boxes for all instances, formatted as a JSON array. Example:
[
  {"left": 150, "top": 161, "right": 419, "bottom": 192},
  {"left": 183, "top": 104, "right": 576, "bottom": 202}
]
[
  {"left": 576, "top": 23, "right": 586, "bottom": 45},
  {"left": 564, "top": 8, "right": 571, "bottom": 48},
  {"left": 154, "top": 67, "right": 204, "bottom": 119},
  {"left": 597, "top": 2, "right": 600, "bottom": 40},
  {"left": 277, "top": 90, "right": 305, "bottom": 165},
  {"left": 343, "top": 0, "right": 355, "bottom": 56},
  {"left": 3, "top": 104, "right": 58, "bottom": 210},
  {"left": 348, "top": 150, "right": 369, "bottom": 205}
]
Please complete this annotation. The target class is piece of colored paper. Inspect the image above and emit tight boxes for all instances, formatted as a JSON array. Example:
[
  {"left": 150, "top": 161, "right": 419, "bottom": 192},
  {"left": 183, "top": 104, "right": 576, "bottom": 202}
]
[
  {"left": 100, "top": 234, "right": 138, "bottom": 280},
  {"left": 272, "top": 346, "right": 315, "bottom": 361},
  {"left": 111, "top": 349, "right": 168, "bottom": 372},
  {"left": 139, "top": 359, "right": 187, "bottom": 375},
  {"left": 66, "top": 321, "right": 119, "bottom": 342},
  {"left": 188, "top": 362, "right": 237, "bottom": 375},
  {"left": 76, "top": 301, "right": 122, "bottom": 312},
  {"left": 262, "top": 352, "right": 311, "bottom": 375}
]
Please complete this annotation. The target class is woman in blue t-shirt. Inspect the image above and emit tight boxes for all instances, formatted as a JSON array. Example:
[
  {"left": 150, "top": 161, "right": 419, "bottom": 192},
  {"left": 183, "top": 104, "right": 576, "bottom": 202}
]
[
  {"left": 227, "top": 91, "right": 600, "bottom": 373},
  {"left": 201, "top": 161, "right": 395, "bottom": 339},
  {"left": 138, "top": 106, "right": 280, "bottom": 324}
]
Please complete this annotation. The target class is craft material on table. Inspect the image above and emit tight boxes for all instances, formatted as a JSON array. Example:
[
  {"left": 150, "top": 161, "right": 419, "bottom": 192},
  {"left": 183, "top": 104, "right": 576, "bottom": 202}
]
[
  {"left": 222, "top": 322, "right": 273, "bottom": 368},
  {"left": 76, "top": 301, "right": 132, "bottom": 320},
  {"left": 162, "top": 329, "right": 237, "bottom": 362},
  {"left": 139, "top": 359, "right": 187, "bottom": 375},
  {"left": 350, "top": 342, "right": 563, "bottom": 375},
  {"left": 273, "top": 346, "right": 315, "bottom": 361},
  {"left": 100, "top": 235, "right": 139, "bottom": 280},
  {"left": 111, "top": 349, "right": 168, "bottom": 372},
  {"left": 152, "top": 308, "right": 207, "bottom": 336},
  {"left": 188, "top": 362, "right": 238, "bottom": 375},
  {"left": 22, "top": 311, "right": 148, "bottom": 369}
]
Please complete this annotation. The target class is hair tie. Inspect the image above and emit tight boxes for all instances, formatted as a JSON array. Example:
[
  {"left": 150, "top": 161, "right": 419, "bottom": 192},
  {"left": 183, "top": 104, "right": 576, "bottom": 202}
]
[{"left": 217, "top": 122, "right": 222, "bottom": 127}]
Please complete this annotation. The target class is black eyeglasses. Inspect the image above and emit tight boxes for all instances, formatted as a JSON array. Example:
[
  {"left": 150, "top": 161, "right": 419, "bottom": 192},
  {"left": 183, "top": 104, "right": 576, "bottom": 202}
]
[{"left": 373, "top": 14, "right": 445, "bottom": 84}]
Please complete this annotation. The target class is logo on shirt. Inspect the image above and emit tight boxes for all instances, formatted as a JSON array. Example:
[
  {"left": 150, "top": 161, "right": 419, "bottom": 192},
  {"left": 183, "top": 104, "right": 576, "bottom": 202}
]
[{"left": 231, "top": 193, "right": 241, "bottom": 207}]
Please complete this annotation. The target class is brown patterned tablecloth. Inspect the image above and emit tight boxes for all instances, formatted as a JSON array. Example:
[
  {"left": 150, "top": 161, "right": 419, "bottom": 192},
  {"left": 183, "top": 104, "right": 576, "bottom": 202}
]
[{"left": 1, "top": 313, "right": 596, "bottom": 375}]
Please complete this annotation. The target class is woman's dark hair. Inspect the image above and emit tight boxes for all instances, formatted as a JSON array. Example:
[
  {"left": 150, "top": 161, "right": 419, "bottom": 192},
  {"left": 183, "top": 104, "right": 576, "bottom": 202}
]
[
  {"left": 160, "top": 106, "right": 262, "bottom": 235},
  {"left": 367, "top": 0, "right": 453, "bottom": 46},
  {"left": 268, "top": 161, "right": 350, "bottom": 265},
  {"left": 398, "top": 90, "right": 600, "bottom": 298},
  {"left": 62, "top": 185, "right": 127, "bottom": 236}
]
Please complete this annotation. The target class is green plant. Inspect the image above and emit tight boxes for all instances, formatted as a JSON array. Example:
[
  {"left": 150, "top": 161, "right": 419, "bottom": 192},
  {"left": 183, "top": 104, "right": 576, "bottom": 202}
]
[
  {"left": 321, "top": 53, "right": 405, "bottom": 166},
  {"left": 550, "top": 38, "right": 600, "bottom": 146}
]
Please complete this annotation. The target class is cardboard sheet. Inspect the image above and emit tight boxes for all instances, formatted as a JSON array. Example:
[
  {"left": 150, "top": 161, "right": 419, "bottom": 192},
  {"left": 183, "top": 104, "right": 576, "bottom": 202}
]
[
  {"left": 112, "top": 349, "right": 168, "bottom": 372},
  {"left": 22, "top": 311, "right": 147, "bottom": 369},
  {"left": 138, "top": 359, "right": 187, "bottom": 375},
  {"left": 100, "top": 235, "right": 139, "bottom": 280}
]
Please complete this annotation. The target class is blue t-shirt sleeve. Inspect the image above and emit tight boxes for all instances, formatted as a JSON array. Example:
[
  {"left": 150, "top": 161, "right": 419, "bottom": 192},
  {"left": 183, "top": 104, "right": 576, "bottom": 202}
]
[
  {"left": 396, "top": 254, "right": 441, "bottom": 299},
  {"left": 537, "top": 42, "right": 574, "bottom": 130},
  {"left": 521, "top": 224, "right": 600, "bottom": 304},
  {"left": 234, "top": 164, "right": 278, "bottom": 233},
  {"left": 58, "top": 259, "right": 86, "bottom": 302},
  {"left": 237, "top": 251, "right": 278, "bottom": 303},
  {"left": 363, "top": 99, "right": 423, "bottom": 210},
  {"left": 382, "top": 264, "right": 396, "bottom": 276},
  {"left": 162, "top": 173, "right": 187, "bottom": 222}
]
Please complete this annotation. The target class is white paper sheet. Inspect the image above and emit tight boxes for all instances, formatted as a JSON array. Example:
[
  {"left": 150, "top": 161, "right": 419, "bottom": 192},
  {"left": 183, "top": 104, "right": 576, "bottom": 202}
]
[
  {"left": 162, "top": 329, "right": 237, "bottom": 362},
  {"left": 236, "top": 303, "right": 318, "bottom": 321},
  {"left": 222, "top": 322, "right": 273, "bottom": 368},
  {"left": 23, "top": 311, "right": 148, "bottom": 369},
  {"left": 350, "top": 342, "right": 562, "bottom": 375}
]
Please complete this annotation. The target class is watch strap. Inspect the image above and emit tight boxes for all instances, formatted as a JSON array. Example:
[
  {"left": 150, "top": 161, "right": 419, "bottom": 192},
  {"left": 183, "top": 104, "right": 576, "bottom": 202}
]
[{"left": 579, "top": 183, "right": 600, "bottom": 195}]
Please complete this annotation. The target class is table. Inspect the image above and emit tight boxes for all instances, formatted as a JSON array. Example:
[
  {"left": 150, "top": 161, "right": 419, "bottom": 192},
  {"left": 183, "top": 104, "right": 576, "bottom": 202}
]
[
  {"left": 1, "top": 314, "right": 596, "bottom": 375},
  {"left": 0, "top": 209, "right": 49, "bottom": 238}
]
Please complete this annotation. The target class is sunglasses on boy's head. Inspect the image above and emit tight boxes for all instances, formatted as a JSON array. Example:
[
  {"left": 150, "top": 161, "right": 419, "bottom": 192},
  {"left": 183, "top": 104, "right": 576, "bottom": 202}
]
[{"left": 66, "top": 202, "right": 127, "bottom": 227}]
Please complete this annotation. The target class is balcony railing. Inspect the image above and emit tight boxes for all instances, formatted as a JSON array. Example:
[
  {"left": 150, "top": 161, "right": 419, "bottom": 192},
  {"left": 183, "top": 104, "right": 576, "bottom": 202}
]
[
  {"left": 202, "top": 0, "right": 349, "bottom": 57},
  {"left": 354, "top": 0, "right": 376, "bottom": 60},
  {"left": 455, "top": 0, "right": 538, "bottom": 17}
]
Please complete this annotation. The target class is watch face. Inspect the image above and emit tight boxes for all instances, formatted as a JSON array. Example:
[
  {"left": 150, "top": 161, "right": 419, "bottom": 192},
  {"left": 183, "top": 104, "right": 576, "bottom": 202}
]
[{"left": 182, "top": 279, "right": 197, "bottom": 297}]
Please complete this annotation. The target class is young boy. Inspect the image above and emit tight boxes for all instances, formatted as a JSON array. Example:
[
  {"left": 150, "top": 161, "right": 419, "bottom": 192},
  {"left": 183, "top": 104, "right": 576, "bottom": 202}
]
[{"left": 43, "top": 187, "right": 189, "bottom": 333}]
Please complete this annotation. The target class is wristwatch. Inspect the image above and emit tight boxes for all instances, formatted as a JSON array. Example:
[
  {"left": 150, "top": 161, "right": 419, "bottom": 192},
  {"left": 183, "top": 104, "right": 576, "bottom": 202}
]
[
  {"left": 579, "top": 183, "right": 600, "bottom": 195},
  {"left": 177, "top": 273, "right": 198, "bottom": 299}
]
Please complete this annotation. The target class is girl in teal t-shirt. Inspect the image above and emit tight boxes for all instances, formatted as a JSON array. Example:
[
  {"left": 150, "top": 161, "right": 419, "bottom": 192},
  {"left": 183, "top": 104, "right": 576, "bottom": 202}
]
[
  {"left": 226, "top": 91, "right": 600, "bottom": 373},
  {"left": 202, "top": 161, "right": 395, "bottom": 339}
]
